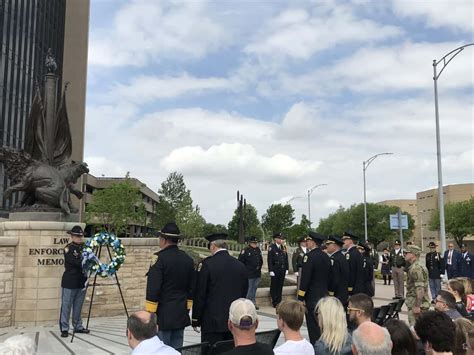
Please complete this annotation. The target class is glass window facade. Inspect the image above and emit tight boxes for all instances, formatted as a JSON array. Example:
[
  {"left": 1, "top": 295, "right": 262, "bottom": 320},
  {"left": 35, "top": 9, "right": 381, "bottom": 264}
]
[{"left": 0, "top": 0, "right": 65, "bottom": 211}]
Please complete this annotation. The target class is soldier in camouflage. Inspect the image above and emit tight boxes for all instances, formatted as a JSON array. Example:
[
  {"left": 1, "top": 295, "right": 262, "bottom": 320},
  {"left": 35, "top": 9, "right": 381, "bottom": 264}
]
[{"left": 404, "top": 245, "right": 430, "bottom": 326}]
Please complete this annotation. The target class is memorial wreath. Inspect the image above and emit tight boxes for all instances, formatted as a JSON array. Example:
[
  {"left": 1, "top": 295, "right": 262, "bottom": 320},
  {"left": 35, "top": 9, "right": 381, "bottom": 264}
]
[{"left": 82, "top": 232, "right": 126, "bottom": 278}]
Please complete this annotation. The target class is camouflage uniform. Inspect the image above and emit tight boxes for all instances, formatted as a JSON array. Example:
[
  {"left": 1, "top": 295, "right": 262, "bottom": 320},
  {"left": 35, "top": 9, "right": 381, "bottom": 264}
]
[{"left": 405, "top": 246, "right": 430, "bottom": 326}]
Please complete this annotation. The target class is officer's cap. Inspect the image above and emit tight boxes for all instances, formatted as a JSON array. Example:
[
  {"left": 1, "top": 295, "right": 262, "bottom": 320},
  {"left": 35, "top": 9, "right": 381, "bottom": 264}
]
[
  {"left": 326, "top": 235, "right": 343, "bottom": 247},
  {"left": 461, "top": 243, "right": 468, "bottom": 249},
  {"left": 67, "top": 225, "right": 84, "bottom": 237},
  {"left": 406, "top": 245, "right": 421, "bottom": 256},
  {"left": 360, "top": 242, "right": 371, "bottom": 252},
  {"left": 158, "top": 222, "right": 181, "bottom": 239},
  {"left": 272, "top": 232, "right": 286, "bottom": 240},
  {"left": 394, "top": 240, "right": 401, "bottom": 246},
  {"left": 205, "top": 233, "right": 228, "bottom": 243},
  {"left": 248, "top": 236, "right": 259, "bottom": 243},
  {"left": 307, "top": 231, "right": 326, "bottom": 243},
  {"left": 428, "top": 242, "right": 437, "bottom": 248},
  {"left": 297, "top": 236, "right": 308, "bottom": 243},
  {"left": 341, "top": 231, "right": 358, "bottom": 242}
]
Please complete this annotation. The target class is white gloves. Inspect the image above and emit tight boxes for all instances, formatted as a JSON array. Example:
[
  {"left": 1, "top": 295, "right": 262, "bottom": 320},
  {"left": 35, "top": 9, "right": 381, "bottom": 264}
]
[
  {"left": 294, "top": 272, "right": 298, "bottom": 277},
  {"left": 269, "top": 271, "right": 275, "bottom": 277},
  {"left": 285, "top": 270, "right": 289, "bottom": 275}
]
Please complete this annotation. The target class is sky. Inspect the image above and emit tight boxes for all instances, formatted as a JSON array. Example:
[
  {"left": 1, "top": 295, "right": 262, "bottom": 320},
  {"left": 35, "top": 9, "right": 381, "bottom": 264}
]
[{"left": 84, "top": 0, "right": 474, "bottom": 226}]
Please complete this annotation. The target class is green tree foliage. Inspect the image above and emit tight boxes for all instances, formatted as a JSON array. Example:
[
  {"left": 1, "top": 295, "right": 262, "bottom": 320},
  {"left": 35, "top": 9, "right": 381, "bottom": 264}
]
[
  {"left": 261, "top": 203, "right": 295, "bottom": 236},
  {"left": 85, "top": 174, "right": 146, "bottom": 236},
  {"left": 286, "top": 214, "right": 311, "bottom": 244},
  {"left": 429, "top": 197, "right": 474, "bottom": 247},
  {"left": 316, "top": 203, "right": 415, "bottom": 248},
  {"left": 228, "top": 203, "right": 263, "bottom": 241},
  {"left": 202, "top": 223, "right": 228, "bottom": 236}
]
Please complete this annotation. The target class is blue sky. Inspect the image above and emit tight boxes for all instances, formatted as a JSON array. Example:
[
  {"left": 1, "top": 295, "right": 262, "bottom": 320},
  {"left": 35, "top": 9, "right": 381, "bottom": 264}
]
[{"left": 84, "top": 0, "right": 474, "bottom": 225}]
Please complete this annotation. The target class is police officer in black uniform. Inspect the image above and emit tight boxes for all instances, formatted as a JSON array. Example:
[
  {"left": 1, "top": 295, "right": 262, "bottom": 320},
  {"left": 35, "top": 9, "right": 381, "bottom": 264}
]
[
  {"left": 145, "top": 222, "right": 195, "bottom": 349},
  {"left": 238, "top": 236, "right": 263, "bottom": 309},
  {"left": 297, "top": 231, "right": 330, "bottom": 344},
  {"left": 267, "top": 232, "right": 289, "bottom": 308},
  {"left": 192, "top": 233, "right": 248, "bottom": 346},
  {"left": 59, "top": 226, "right": 89, "bottom": 338},
  {"left": 358, "top": 242, "right": 375, "bottom": 297},
  {"left": 292, "top": 236, "right": 307, "bottom": 284},
  {"left": 325, "top": 235, "right": 349, "bottom": 307},
  {"left": 341, "top": 231, "right": 365, "bottom": 296},
  {"left": 425, "top": 241, "right": 444, "bottom": 302}
]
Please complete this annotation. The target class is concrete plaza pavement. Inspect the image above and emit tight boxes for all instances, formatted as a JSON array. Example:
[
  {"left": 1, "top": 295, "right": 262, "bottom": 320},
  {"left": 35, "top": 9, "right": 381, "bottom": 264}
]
[{"left": 0, "top": 279, "right": 409, "bottom": 354}]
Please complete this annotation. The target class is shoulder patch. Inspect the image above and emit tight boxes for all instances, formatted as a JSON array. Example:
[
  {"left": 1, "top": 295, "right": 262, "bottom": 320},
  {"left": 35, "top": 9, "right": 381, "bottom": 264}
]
[
  {"left": 346, "top": 253, "right": 350, "bottom": 260},
  {"left": 303, "top": 255, "right": 308, "bottom": 263},
  {"left": 150, "top": 255, "right": 158, "bottom": 266},
  {"left": 64, "top": 246, "right": 69, "bottom": 254},
  {"left": 241, "top": 250, "right": 245, "bottom": 255}
]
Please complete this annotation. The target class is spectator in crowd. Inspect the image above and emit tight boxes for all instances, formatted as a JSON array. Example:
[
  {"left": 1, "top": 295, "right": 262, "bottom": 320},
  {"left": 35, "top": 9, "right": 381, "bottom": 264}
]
[
  {"left": 435, "top": 290, "right": 463, "bottom": 320},
  {"left": 127, "top": 311, "right": 179, "bottom": 355},
  {"left": 314, "top": 297, "right": 352, "bottom": 355},
  {"left": 347, "top": 293, "right": 374, "bottom": 328},
  {"left": 444, "top": 243, "right": 462, "bottom": 280},
  {"left": 456, "top": 277, "right": 474, "bottom": 313},
  {"left": 384, "top": 319, "right": 417, "bottom": 355},
  {"left": 0, "top": 335, "right": 36, "bottom": 355},
  {"left": 453, "top": 318, "right": 474, "bottom": 355},
  {"left": 448, "top": 279, "right": 471, "bottom": 318},
  {"left": 224, "top": 298, "right": 273, "bottom": 355},
  {"left": 414, "top": 311, "right": 455, "bottom": 355},
  {"left": 380, "top": 248, "right": 392, "bottom": 286},
  {"left": 274, "top": 300, "right": 314, "bottom": 354},
  {"left": 352, "top": 322, "right": 392, "bottom": 355}
]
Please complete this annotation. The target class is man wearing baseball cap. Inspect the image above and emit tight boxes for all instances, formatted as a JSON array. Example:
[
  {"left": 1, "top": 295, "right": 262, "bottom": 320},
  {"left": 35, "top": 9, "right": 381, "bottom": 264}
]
[
  {"left": 225, "top": 298, "right": 273, "bottom": 354},
  {"left": 59, "top": 226, "right": 89, "bottom": 338},
  {"left": 405, "top": 245, "right": 430, "bottom": 326}
]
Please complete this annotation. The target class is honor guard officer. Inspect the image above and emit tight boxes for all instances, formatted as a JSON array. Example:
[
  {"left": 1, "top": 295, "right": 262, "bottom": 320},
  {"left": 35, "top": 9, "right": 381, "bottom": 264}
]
[
  {"left": 145, "top": 222, "right": 195, "bottom": 349},
  {"left": 325, "top": 235, "right": 349, "bottom": 307},
  {"left": 390, "top": 240, "right": 406, "bottom": 299},
  {"left": 238, "top": 236, "right": 263, "bottom": 309},
  {"left": 291, "top": 236, "right": 308, "bottom": 279},
  {"left": 459, "top": 244, "right": 474, "bottom": 279},
  {"left": 192, "top": 233, "right": 248, "bottom": 346},
  {"left": 425, "top": 242, "right": 444, "bottom": 302},
  {"left": 297, "top": 231, "right": 330, "bottom": 344},
  {"left": 342, "top": 231, "right": 365, "bottom": 296},
  {"left": 60, "top": 226, "right": 89, "bottom": 338},
  {"left": 267, "top": 232, "right": 289, "bottom": 308},
  {"left": 357, "top": 242, "right": 375, "bottom": 297}
]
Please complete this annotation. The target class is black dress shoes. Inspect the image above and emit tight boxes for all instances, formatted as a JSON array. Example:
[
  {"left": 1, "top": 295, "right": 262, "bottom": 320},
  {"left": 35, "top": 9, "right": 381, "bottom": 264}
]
[
  {"left": 61, "top": 331, "right": 69, "bottom": 338},
  {"left": 74, "top": 329, "right": 90, "bottom": 334}
]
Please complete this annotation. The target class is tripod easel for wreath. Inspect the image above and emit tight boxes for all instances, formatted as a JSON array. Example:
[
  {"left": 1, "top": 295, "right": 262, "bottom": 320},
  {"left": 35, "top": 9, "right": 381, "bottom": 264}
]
[{"left": 71, "top": 232, "right": 129, "bottom": 343}]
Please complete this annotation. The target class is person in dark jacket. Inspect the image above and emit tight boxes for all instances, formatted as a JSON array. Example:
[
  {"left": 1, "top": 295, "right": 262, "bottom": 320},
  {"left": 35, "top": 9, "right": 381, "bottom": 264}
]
[
  {"left": 341, "top": 231, "right": 365, "bottom": 296},
  {"left": 267, "top": 232, "right": 289, "bottom": 308},
  {"left": 192, "top": 233, "right": 248, "bottom": 346},
  {"left": 425, "top": 241, "right": 444, "bottom": 302},
  {"left": 459, "top": 244, "right": 474, "bottom": 279},
  {"left": 381, "top": 248, "right": 392, "bottom": 285},
  {"left": 297, "top": 231, "right": 330, "bottom": 344},
  {"left": 325, "top": 235, "right": 349, "bottom": 307},
  {"left": 59, "top": 226, "right": 89, "bottom": 338},
  {"left": 238, "top": 236, "right": 263, "bottom": 309},
  {"left": 357, "top": 243, "right": 374, "bottom": 297},
  {"left": 291, "top": 236, "right": 308, "bottom": 278},
  {"left": 444, "top": 242, "right": 462, "bottom": 279},
  {"left": 145, "top": 222, "right": 195, "bottom": 349}
]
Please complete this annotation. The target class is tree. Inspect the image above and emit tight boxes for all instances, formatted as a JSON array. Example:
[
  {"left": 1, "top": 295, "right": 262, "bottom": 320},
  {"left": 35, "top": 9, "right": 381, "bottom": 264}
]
[
  {"left": 85, "top": 174, "right": 146, "bottom": 236},
  {"left": 179, "top": 205, "right": 206, "bottom": 238},
  {"left": 316, "top": 203, "right": 415, "bottom": 248},
  {"left": 228, "top": 204, "right": 263, "bottom": 241},
  {"left": 286, "top": 214, "right": 311, "bottom": 244},
  {"left": 429, "top": 198, "right": 474, "bottom": 247},
  {"left": 202, "top": 223, "right": 228, "bottom": 237},
  {"left": 261, "top": 204, "right": 295, "bottom": 236}
]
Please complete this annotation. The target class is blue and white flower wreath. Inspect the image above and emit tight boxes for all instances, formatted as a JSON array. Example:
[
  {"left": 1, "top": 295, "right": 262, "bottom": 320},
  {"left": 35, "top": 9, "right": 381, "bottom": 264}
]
[{"left": 82, "top": 232, "right": 126, "bottom": 278}]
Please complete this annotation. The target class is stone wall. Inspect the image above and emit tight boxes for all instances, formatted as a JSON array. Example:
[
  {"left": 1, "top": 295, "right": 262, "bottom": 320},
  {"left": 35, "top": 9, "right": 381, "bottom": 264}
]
[{"left": 0, "top": 237, "right": 16, "bottom": 327}]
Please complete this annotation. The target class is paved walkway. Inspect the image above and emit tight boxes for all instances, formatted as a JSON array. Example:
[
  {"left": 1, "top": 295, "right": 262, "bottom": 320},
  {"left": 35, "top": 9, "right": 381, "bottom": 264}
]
[{"left": 0, "top": 280, "right": 408, "bottom": 354}]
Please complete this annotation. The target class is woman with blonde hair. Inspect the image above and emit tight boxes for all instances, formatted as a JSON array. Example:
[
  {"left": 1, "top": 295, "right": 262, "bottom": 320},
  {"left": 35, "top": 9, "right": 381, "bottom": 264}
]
[{"left": 314, "top": 296, "right": 352, "bottom": 355}]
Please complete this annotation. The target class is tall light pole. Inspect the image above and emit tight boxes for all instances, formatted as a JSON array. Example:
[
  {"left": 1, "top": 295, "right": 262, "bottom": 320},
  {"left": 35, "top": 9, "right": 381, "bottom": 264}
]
[
  {"left": 433, "top": 43, "right": 473, "bottom": 255},
  {"left": 284, "top": 196, "right": 303, "bottom": 205},
  {"left": 363, "top": 152, "right": 393, "bottom": 242},
  {"left": 307, "top": 184, "right": 327, "bottom": 227}
]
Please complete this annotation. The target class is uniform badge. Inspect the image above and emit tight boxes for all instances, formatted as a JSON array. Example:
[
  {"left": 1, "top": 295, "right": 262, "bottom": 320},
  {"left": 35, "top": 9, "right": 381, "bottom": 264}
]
[
  {"left": 303, "top": 255, "right": 308, "bottom": 263},
  {"left": 346, "top": 253, "right": 350, "bottom": 260},
  {"left": 150, "top": 255, "right": 158, "bottom": 266},
  {"left": 64, "top": 246, "right": 69, "bottom": 254},
  {"left": 197, "top": 263, "right": 202, "bottom": 272}
]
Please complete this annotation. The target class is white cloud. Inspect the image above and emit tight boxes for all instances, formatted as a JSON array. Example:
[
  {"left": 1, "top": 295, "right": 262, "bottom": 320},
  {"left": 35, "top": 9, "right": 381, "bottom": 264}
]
[
  {"left": 245, "top": 4, "right": 402, "bottom": 60},
  {"left": 392, "top": 0, "right": 474, "bottom": 33},
  {"left": 88, "top": 1, "right": 228, "bottom": 67}
]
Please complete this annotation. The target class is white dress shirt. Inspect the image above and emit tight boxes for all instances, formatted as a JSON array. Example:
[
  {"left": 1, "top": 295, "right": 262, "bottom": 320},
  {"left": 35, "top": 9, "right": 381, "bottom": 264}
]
[{"left": 131, "top": 336, "right": 179, "bottom": 355}]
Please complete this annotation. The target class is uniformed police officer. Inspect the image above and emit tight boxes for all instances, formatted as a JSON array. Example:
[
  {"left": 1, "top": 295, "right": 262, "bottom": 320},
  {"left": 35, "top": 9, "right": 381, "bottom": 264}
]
[
  {"left": 357, "top": 242, "right": 374, "bottom": 297},
  {"left": 341, "top": 231, "right": 365, "bottom": 296},
  {"left": 192, "top": 233, "right": 248, "bottom": 346},
  {"left": 425, "top": 241, "right": 444, "bottom": 302},
  {"left": 292, "top": 236, "right": 307, "bottom": 277},
  {"left": 59, "top": 226, "right": 89, "bottom": 338},
  {"left": 238, "top": 236, "right": 263, "bottom": 309},
  {"left": 297, "top": 231, "right": 330, "bottom": 344},
  {"left": 145, "top": 222, "right": 194, "bottom": 349},
  {"left": 459, "top": 244, "right": 474, "bottom": 279},
  {"left": 405, "top": 245, "right": 430, "bottom": 326},
  {"left": 267, "top": 232, "right": 289, "bottom": 308},
  {"left": 325, "top": 235, "right": 349, "bottom": 307},
  {"left": 390, "top": 240, "right": 406, "bottom": 299}
]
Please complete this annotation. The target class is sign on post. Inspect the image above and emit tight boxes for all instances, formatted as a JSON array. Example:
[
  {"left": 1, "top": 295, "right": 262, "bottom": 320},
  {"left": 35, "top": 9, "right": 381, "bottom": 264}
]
[{"left": 390, "top": 214, "right": 408, "bottom": 230}]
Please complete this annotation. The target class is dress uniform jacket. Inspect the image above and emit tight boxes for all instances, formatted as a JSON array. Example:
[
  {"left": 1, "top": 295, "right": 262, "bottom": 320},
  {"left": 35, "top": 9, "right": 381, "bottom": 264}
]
[
  {"left": 267, "top": 244, "right": 289, "bottom": 274},
  {"left": 346, "top": 246, "right": 365, "bottom": 295},
  {"left": 362, "top": 256, "right": 375, "bottom": 297},
  {"left": 146, "top": 245, "right": 195, "bottom": 330},
  {"left": 297, "top": 248, "right": 331, "bottom": 303},
  {"left": 192, "top": 250, "right": 248, "bottom": 333},
  {"left": 61, "top": 242, "right": 87, "bottom": 289},
  {"left": 460, "top": 252, "right": 474, "bottom": 279},
  {"left": 238, "top": 246, "right": 263, "bottom": 279},
  {"left": 328, "top": 250, "right": 349, "bottom": 306},
  {"left": 425, "top": 251, "right": 444, "bottom": 279},
  {"left": 292, "top": 246, "right": 306, "bottom": 273}
]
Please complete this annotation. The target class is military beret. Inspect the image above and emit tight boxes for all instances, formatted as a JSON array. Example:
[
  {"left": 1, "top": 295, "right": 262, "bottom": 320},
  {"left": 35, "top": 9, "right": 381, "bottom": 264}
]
[{"left": 406, "top": 245, "right": 421, "bottom": 256}]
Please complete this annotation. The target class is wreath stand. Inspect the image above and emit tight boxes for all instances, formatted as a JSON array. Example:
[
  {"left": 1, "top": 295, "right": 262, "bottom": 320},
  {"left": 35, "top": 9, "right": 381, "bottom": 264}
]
[{"left": 71, "top": 243, "right": 129, "bottom": 343}]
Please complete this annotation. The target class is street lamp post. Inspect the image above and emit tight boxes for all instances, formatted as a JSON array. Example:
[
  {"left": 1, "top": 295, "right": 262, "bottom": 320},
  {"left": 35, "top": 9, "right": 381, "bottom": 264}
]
[
  {"left": 433, "top": 43, "right": 473, "bottom": 255},
  {"left": 307, "top": 184, "right": 327, "bottom": 227},
  {"left": 363, "top": 152, "right": 393, "bottom": 242}
]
